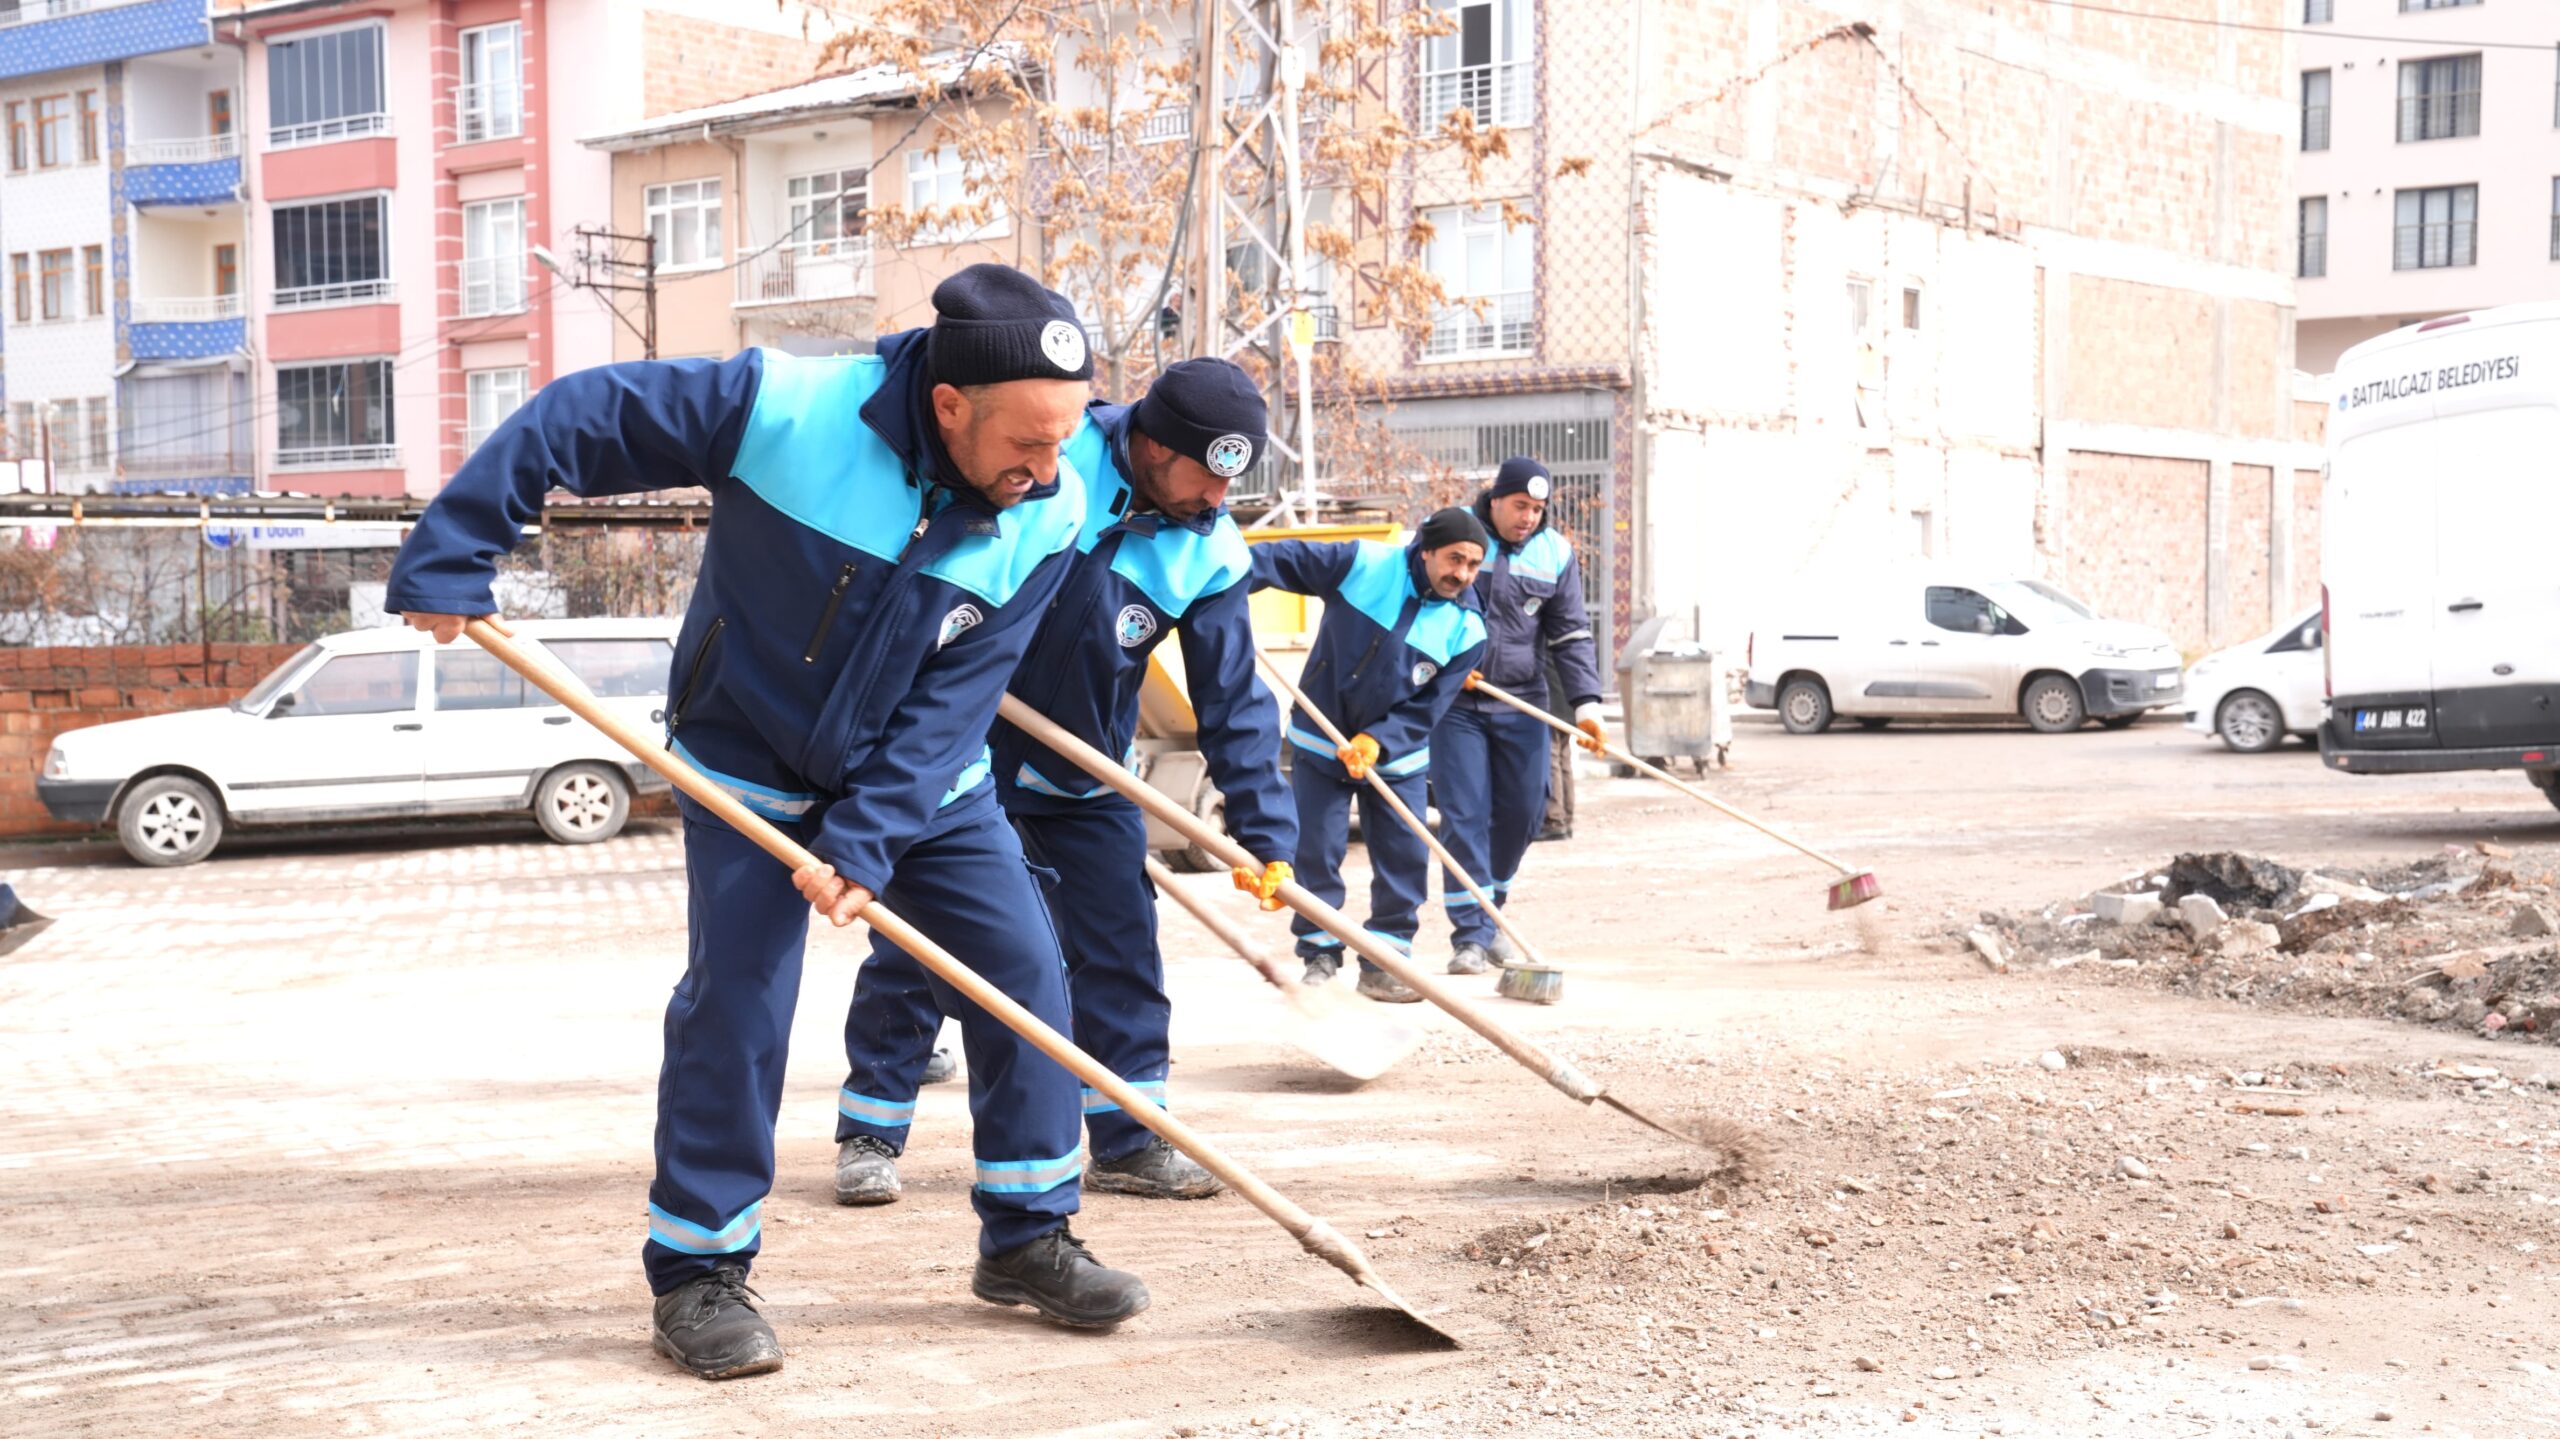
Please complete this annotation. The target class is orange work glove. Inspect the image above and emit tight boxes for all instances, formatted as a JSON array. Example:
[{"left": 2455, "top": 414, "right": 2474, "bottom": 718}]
[
  {"left": 1230, "top": 860, "right": 1294, "bottom": 911},
  {"left": 1573, "top": 702, "right": 1608, "bottom": 754},
  {"left": 1337, "top": 732, "right": 1381, "bottom": 780},
  {"left": 1464, "top": 669, "right": 1484, "bottom": 691}
]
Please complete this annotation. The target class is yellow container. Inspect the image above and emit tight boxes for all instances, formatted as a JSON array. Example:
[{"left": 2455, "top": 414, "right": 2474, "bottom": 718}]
[{"left": 1138, "top": 520, "right": 1402, "bottom": 741}]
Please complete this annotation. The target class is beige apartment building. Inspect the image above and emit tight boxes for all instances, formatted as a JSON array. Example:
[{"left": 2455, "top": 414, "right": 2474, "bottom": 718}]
[
  {"left": 586, "top": 0, "right": 2315, "bottom": 658},
  {"left": 2293, "top": 0, "right": 2560, "bottom": 374}
]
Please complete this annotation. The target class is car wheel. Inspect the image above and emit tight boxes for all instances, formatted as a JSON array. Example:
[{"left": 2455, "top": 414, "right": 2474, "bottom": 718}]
[
  {"left": 2020, "top": 675, "right": 2087, "bottom": 733},
  {"left": 2214, "top": 689, "right": 2284, "bottom": 754},
  {"left": 1855, "top": 718, "right": 1890, "bottom": 731},
  {"left": 2096, "top": 713, "right": 2142, "bottom": 730},
  {"left": 535, "top": 763, "right": 630, "bottom": 845},
  {"left": 117, "top": 775, "right": 224, "bottom": 867},
  {"left": 2532, "top": 770, "right": 2560, "bottom": 812},
  {"left": 1777, "top": 678, "right": 1833, "bottom": 735}
]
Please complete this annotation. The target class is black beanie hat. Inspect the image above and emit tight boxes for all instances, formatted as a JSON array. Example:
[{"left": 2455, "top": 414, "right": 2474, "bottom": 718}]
[
  {"left": 1489, "top": 455, "right": 1552, "bottom": 501},
  {"left": 926, "top": 263, "right": 1096, "bottom": 386},
  {"left": 1132, "top": 358, "right": 1268, "bottom": 481},
  {"left": 1414, "top": 506, "right": 1489, "bottom": 554}
]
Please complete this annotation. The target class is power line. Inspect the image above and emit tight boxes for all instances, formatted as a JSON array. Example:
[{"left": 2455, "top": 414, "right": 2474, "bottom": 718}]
[{"left": 2028, "top": 0, "right": 2560, "bottom": 51}]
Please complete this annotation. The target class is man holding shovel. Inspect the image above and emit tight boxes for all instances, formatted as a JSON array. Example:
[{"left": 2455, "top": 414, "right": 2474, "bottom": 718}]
[
  {"left": 1250, "top": 511, "right": 1488, "bottom": 1003},
  {"left": 383, "top": 263, "right": 1152, "bottom": 1380},
  {"left": 832, "top": 358, "right": 1295, "bottom": 1206},
  {"left": 1434, "top": 458, "right": 1608, "bottom": 973}
]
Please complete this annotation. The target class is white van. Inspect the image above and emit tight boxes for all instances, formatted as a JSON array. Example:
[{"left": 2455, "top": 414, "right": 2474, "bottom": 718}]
[
  {"left": 1743, "top": 571, "right": 2183, "bottom": 733},
  {"left": 2320, "top": 302, "right": 2560, "bottom": 811}
]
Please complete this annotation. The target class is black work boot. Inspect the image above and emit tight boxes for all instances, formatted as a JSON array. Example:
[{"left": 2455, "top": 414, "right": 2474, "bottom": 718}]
[
  {"left": 1300, "top": 950, "right": 1343, "bottom": 986},
  {"left": 834, "top": 1134, "right": 902, "bottom": 1206},
  {"left": 1485, "top": 930, "right": 1524, "bottom": 969},
  {"left": 651, "top": 1266, "right": 784, "bottom": 1380},
  {"left": 1089, "top": 1137, "right": 1224, "bottom": 1199},
  {"left": 1356, "top": 966, "right": 1423, "bottom": 1003},
  {"left": 972, "top": 1223, "right": 1151, "bottom": 1327},
  {"left": 921, "top": 1043, "right": 960, "bottom": 1085},
  {"left": 1448, "top": 941, "right": 1493, "bottom": 975}
]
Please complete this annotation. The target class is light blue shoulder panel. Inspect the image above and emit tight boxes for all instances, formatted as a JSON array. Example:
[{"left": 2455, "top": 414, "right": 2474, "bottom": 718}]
[
  {"left": 1333, "top": 539, "right": 1414, "bottom": 634},
  {"left": 727, "top": 352, "right": 920, "bottom": 560},
  {"left": 921, "top": 439, "right": 1087, "bottom": 606},
  {"left": 1406, "top": 599, "right": 1487, "bottom": 667},
  {"left": 1062, "top": 417, "right": 1120, "bottom": 556},
  {"left": 1511, "top": 529, "right": 1574, "bottom": 584},
  {"left": 1111, "top": 517, "right": 1251, "bottom": 618}
]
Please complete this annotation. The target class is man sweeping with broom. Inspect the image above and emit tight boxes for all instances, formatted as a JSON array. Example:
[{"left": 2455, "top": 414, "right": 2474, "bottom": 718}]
[
  {"left": 1433, "top": 457, "right": 1608, "bottom": 974},
  {"left": 1250, "top": 511, "right": 1489, "bottom": 1003},
  {"left": 384, "top": 263, "right": 1154, "bottom": 1380},
  {"left": 831, "top": 357, "right": 1296, "bottom": 1206}
]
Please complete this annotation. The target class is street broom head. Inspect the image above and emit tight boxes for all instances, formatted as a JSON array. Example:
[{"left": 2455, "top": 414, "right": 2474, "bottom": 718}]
[
  {"left": 1827, "top": 870, "right": 1883, "bottom": 911},
  {"left": 1493, "top": 962, "right": 1564, "bottom": 1005}
]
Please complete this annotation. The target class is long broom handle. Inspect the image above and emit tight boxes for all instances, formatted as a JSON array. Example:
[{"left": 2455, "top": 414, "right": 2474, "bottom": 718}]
[
  {"left": 460, "top": 621, "right": 1386, "bottom": 1282},
  {"left": 1144, "top": 854, "right": 1295, "bottom": 990},
  {"left": 1467, "top": 676, "right": 1859, "bottom": 878},
  {"left": 1250, "top": 649, "right": 1553, "bottom": 971},
  {"left": 997, "top": 695, "right": 1603, "bottom": 1105}
]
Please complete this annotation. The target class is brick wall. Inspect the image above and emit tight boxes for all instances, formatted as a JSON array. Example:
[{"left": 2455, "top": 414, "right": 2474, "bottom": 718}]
[
  {"left": 641, "top": 11, "right": 830, "bottom": 119},
  {"left": 2063, "top": 453, "right": 2210, "bottom": 649},
  {"left": 2228, "top": 463, "right": 2274, "bottom": 638},
  {"left": 0, "top": 645, "right": 304, "bottom": 838}
]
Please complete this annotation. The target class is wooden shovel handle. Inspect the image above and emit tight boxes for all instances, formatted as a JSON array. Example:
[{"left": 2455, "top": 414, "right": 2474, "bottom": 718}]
[
  {"left": 459, "top": 621, "right": 1356, "bottom": 1261},
  {"left": 996, "top": 693, "right": 1602, "bottom": 1104},
  {"left": 1249, "top": 649, "right": 1551, "bottom": 971},
  {"left": 1466, "top": 675, "right": 1856, "bottom": 877}
]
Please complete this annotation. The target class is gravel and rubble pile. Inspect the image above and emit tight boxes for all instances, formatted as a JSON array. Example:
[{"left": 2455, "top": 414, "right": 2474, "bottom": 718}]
[{"left": 1964, "top": 849, "right": 2560, "bottom": 1046}]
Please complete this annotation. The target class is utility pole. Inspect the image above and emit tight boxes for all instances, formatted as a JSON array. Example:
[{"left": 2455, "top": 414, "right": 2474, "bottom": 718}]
[
  {"left": 534, "top": 228, "right": 658, "bottom": 359},
  {"left": 1197, "top": 0, "right": 1322, "bottom": 525}
]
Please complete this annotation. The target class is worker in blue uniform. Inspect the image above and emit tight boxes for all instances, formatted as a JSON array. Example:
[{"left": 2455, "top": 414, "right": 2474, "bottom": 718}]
[
  {"left": 384, "top": 264, "right": 1153, "bottom": 1381},
  {"left": 1434, "top": 457, "right": 1609, "bottom": 972},
  {"left": 832, "top": 358, "right": 1297, "bottom": 1206},
  {"left": 1249, "top": 509, "right": 1489, "bottom": 1003}
]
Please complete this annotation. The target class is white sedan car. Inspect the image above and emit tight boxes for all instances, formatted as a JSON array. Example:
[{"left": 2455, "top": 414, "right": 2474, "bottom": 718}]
[
  {"left": 40, "top": 619, "right": 676, "bottom": 866},
  {"left": 2182, "top": 608, "right": 2325, "bottom": 753}
]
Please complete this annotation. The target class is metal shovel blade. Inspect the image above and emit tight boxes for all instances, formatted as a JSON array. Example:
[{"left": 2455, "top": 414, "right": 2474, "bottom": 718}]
[{"left": 1280, "top": 980, "right": 1425, "bottom": 1083}]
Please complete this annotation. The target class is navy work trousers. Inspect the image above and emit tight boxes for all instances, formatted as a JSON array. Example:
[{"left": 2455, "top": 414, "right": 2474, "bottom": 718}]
[
  {"left": 1287, "top": 753, "right": 1431, "bottom": 971},
  {"left": 1430, "top": 705, "right": 1553, "bottom": 947}
]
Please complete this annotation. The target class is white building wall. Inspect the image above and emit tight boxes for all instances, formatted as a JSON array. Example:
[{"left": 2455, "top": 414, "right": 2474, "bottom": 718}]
[{"left": 0, "top": 62, "right": 116, "bottom": 469}]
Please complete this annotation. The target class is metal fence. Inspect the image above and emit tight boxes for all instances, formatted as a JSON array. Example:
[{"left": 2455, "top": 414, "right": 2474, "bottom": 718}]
[
  {"left": 2397, "top": 89, "right": 2480, "bottom": 143},
  {"left": 2394, "top": 220, "right": 2476, "bottom": 270},
  {"left": 1371, "top": 411, "right": 1614, "bottom": 628},
  {"left": 2300, "top": 103, "right": 2328, "bottom": 151},
  {"left": 2299, "top": 232, "right": 2326, "bottom": 278}
]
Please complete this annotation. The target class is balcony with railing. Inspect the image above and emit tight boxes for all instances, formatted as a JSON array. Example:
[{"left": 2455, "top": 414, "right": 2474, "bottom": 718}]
[
  {"left": 2397, "top": 91, "right": 2481, "bottom": 143},
  {"left": 130, "top": 292, "right": 247, "bottom": 361},
  {"left": 455, "top": 81, "right": 521, "bottom": 144},
  {"left": 734, "top": 242, "right": 875, "bottom": 308},
  {"left": 2298, "top": 233, "right": 2327, "bottom": 279},
  {"left": 2394, "top": 221, "right": 2477, "bottom": 270},
  {"left": 274, "top": 278, "right": 395, "bottom": 310},
  {"left": 2301, "top": 104, "right": 2329, "bottom": 152},
  {"left": 0, "top": 0, "right": 206, "bottom": 83},
  {"left": 1422, "top": 290, "right": 1533, "bottom": 360},
  {"left": 459, "top": 256, "right": 527, "bottom": 317},
  {"left": 268, "top": 110, "right": 391, "bottom": 152},
  {"left": 124, "top": 131, "right": 240, "bottom": 206},
  {"left": 273, "top": 444, "right": 400, "bottom": 472},
  {"left": 1420, "top": 60, "right": 1532, "bottom": 129}
]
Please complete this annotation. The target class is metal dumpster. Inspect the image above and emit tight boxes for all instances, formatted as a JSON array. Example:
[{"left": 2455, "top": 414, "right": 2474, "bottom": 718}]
[{"left": 1613, "top": 615, "right": 1727, "bottom": 769}]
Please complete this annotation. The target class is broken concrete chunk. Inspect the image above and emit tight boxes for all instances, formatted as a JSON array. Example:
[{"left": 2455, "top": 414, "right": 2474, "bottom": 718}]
[
  {"left": 2092, "top": 891, "right": 2164, "bottom": 926},
  {"left": 2177, "top": 894, "right": 2228, "bottom": 936},
  {"left": 2219, "top": 919, "right": 2282, "bottom": 958},
  {"left": 2508, "top": 903, "right": 2557, "bottom": 938},
  {"left": 1966, "top": 928, "right": 2010, "bottom": 973}
]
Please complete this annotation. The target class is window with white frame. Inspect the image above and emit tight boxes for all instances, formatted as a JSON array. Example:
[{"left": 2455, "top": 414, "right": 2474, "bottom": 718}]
[
  {"left": 904, "top": 148, "right": 1005, "bottom": 242},
  {"left": 1421, "top": 204, "right": 1533, "bottom": 359},
  {"left": 267, "top": 21, "right": 388, "bottom": 147},
  {"left": 464, "top": 368, "right": 528, "bottom": 454},
  {"left": 461, "top": 197, "right": 527, "bottom": 315},
  {"left": 457, "top": 21, "right": 522, "bottom": 144},
  {"left": 273, "top": 193, "right": 390, "bottom": 305},
  {"left": 644, "top": 179, "right": 723, "bottom": 270},
  {"left": 1421, "top": 0, "right": 1532, "bottom": 129},
  {"left": 788, "top": 166, "right": 869, "bottom": 254},
  {"left": 276, "top": 358, "right": 396, "bottom": 466}
]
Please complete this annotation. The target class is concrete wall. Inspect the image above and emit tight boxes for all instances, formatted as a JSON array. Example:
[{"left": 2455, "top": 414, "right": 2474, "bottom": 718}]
[{"left": 0, "top": 62, "right": 114, "bottom": 421}]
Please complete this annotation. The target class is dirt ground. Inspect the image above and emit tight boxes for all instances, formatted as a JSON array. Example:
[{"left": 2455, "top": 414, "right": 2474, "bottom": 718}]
[{"left": 5, "top": 715, "right": 2558, "bottom": 1438}]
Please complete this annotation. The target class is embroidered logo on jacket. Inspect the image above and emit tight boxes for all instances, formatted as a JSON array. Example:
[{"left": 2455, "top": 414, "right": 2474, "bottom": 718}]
[
  {"left": 939, "top": 604, "right": 985, "bottom": 647},
  {"left": 1115, "top": 604, "right": 1158, "bottom": 648},
  {"left": 1522, "top": 596, "right": 1544, "bottom": 616},
  {"left": 1411, "top": 660, "right": 1439, "bottom": 687},
  {"left": 1205, "top": 434, "right": 1254, "bottom": 478}
]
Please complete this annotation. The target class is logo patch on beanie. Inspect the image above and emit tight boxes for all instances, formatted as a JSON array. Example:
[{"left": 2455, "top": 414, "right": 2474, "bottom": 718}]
[
  {"left": 1040, "top": 320, "right": 1087, "bottom": 374},
  {"left": 1205, "top": 434, "right": 1254, "bottom": 479},
  {"left": 1114, "top": 604, "right": 1158, "bottom": 648},
  {"left": 938, "top": 603, "right": 984, "bottom": 648},
  {"left": 1411, "top": 660, "right": 1439, "bottom": 688},
  {"left": 1526, "top": 474, "right": 1551, "bottom": 501}
]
